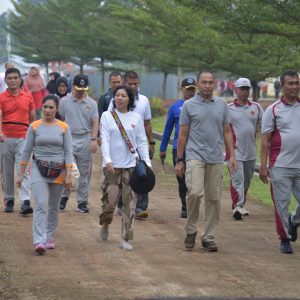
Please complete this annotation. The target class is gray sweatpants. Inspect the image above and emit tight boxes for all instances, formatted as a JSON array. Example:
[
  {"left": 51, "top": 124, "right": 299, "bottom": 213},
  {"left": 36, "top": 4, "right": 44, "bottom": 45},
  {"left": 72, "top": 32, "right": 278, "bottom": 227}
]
[
  {"left": 270, "top": 167, "right": 300, "bottom": 240},
  {"left": 61, "top": 134, "right": 92, "bottom": 204},
  {"left": 228, "top": 160, "right": 256, "bottom": 209},
  {"left": 32, "top": 181, "right": 63, "bottom": 244},
  {"left": 0, "top": 138, "right": 31, "bottom": 205}
]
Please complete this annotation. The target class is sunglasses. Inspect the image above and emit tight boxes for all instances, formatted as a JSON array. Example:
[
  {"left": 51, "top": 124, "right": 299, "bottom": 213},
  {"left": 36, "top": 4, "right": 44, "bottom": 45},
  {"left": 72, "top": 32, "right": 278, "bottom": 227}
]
[{"left": 43, "top": 105, "right": 56, "bottom": 109}]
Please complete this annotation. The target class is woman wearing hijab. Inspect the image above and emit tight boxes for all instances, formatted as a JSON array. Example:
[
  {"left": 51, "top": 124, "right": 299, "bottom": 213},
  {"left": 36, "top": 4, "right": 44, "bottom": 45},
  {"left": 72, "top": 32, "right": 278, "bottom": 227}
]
[
  {"left": 54, "top": 76, "right": 69, "bottom": 120},
  {"left": 24, "top": 66, "right": 47, "bottom": 119},
  {"left": 46, "top": 72, "right": 60, "bottom": 94}
]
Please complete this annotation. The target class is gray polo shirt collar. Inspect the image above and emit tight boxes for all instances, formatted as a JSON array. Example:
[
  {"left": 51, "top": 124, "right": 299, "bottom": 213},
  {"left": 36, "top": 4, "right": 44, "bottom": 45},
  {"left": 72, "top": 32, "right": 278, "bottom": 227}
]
[
  {"left": 197, "top": 94, "right": 215, "bottom": 103},
  {"left": 70, "top": 93, "right": 88, "bottom": 103}
]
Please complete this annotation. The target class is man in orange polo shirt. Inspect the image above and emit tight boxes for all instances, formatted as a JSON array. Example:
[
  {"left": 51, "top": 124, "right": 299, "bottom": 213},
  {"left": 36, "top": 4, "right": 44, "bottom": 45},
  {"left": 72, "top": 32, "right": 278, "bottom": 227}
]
[{"left": 0, "top": 68, "right": 36, "bottom": 213}]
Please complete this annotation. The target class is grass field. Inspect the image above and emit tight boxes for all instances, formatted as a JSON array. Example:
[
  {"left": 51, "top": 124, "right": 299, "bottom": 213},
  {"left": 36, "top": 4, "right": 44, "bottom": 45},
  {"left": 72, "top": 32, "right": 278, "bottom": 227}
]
[{"left": 152, "top": 114, "right": 296, "bottom": 210}]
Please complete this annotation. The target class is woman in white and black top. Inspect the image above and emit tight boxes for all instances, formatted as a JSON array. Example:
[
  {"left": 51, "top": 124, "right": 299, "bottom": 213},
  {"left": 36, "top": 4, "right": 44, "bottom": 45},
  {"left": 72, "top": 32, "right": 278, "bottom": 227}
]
[{"left": 100, "top": 85, "right": 151, "bottom": 251}]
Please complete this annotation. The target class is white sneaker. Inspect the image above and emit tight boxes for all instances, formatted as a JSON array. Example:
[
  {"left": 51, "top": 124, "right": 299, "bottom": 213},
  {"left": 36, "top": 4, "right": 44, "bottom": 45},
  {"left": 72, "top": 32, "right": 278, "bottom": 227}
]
[
  {"left": 233, "top": 206, "right": 243, "bottom": 220},
  {"left": 100, "top": 224, "right": 109, "bottom": 241},
  {"left": 241, "top": 207, "right": 250, "bottom": 216},
  {"left": 120, "top": 240, "right": 133, "bottom": 251}
]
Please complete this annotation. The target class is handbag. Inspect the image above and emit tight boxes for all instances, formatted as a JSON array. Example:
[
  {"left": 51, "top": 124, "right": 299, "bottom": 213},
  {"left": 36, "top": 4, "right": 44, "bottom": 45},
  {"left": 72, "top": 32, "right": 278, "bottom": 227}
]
[
  {"left": 111, "top": 111, "right": 155, "bottom": 193},
  {"left": 33, "top": 155, "right": 63, "bottom": 178}
]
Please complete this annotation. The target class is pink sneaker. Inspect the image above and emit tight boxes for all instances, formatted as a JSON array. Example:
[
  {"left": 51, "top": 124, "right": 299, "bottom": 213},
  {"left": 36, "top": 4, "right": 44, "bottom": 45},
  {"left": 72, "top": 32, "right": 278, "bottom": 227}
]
[
  {"left": 45, "top": 241, "right": 55, "bottom": 249},
  {"left": 35, "top": 243, "right": 46, "bottom": 253}
]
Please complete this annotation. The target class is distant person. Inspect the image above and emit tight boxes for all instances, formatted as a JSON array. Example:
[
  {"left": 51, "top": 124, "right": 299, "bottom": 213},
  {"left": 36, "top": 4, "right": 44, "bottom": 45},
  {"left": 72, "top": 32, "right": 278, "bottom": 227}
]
[
  {"left": 160, "top": 78, "right": 196, "bottom": 218},
  {"left": 262, "top": 83, "right": 268, "bottom": 98},
  {"left": 0, "top": 68, "right": 35, "bottom": 214},
  {"left": 108, "top": 71, "right": 155, "bottom": 219},
  {"left": 66, "top": 74, "right": 72, "bottom": 93},
  {"left": 0, "top": 62, "right": 15, "bottom": 93},
  {"left": 260, "top": 70, "right": 300, "bottom": 254},
  {"left": 25, "top": 66, "right": 47, "bottom": 119},
  {"left": 227, "top": 78, "right": 263, "bottom": 220},
  {"left": 54, "top": 76, "right": 69, "bottom": 120},
  {"left": 98, "top": 71, "right": 123, "bottom": 119},
  {"left": 59, "top": 74, "right": 99, "bottom": 213},
  {"left": 46, "top": 72, "right": 60, "bottom": 94},
  {"left": 176, "top": 70, "right": 236, "bottom": 252},
  {"left": 17, "top": 95, "right": 73, "bottom": 254},
  {"left": 274, "top": 80, "right": 281, "bottom": 99}
]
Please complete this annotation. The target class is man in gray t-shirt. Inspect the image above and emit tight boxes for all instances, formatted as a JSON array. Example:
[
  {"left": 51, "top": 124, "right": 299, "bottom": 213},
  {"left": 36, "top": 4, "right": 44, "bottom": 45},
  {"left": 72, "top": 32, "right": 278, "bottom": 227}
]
[
  {"left": 176, "top": 71, "right": 236, "bottom": 252},
  {"left": 59, "top": 74, "right": 99, "bottom": 213}
]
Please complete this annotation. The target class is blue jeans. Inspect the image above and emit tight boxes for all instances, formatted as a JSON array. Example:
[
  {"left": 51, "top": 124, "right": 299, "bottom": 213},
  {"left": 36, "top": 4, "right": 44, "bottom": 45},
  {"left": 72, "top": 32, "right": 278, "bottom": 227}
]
[{"left": 135, "top": 193, "right": 149, "bottom": 213}]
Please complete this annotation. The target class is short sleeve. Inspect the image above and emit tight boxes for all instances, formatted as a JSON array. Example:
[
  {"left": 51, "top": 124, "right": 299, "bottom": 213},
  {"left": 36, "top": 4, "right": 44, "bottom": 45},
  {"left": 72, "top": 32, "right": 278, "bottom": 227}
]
[
  {"left": 261, "top": 106, "right": 274, "bottom": 134},
  {"left": 179, "top": 102, "right": 190, "bottom": 125}
]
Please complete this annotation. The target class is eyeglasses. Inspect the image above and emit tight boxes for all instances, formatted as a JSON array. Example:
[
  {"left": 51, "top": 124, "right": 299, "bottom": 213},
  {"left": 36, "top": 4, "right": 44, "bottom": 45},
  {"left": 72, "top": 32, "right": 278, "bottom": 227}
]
[{"left": 43, "top": 105, "right": 55, "bottom": 109}]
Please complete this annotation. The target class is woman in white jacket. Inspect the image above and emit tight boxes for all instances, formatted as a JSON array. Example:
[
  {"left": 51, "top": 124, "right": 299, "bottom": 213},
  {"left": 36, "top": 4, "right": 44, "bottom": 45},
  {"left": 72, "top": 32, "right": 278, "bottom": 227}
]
[{"left": 99, "top": 85, "right": 151, "bottom": 251}]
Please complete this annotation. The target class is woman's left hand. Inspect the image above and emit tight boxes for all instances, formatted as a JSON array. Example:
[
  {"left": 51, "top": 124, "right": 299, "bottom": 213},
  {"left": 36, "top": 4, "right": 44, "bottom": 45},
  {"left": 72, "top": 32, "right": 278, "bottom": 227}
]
[
  {"left": 90, "top": 140, "right": 97, "bottom": 153},
  {"left": 16, "top": 175, "right": 24, "bottom": 188},
  {"left": 64, "top": 174, "right": 72, "bottom": 189}
]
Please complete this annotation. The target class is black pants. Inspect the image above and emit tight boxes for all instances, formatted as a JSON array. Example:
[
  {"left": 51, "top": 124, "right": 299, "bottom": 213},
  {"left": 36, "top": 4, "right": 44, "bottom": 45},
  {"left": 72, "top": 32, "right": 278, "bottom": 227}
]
[{"left": 172, "top": 148, "right": 187, "bottom": 212}]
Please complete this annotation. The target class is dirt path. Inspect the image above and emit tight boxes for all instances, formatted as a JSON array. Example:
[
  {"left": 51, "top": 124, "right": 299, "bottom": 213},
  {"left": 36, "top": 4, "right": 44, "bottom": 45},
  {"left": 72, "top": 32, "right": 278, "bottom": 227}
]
[{"left": 0, "top": 155, "right": 300, "bottom": 300}]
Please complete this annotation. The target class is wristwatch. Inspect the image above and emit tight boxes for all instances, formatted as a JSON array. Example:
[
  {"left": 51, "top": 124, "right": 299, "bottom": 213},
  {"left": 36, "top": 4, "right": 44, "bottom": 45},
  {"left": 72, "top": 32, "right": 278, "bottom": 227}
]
[
  {"left": 91, "top": 138, "right": 97, "bottom": 141},
  {"left": 149, "top": 141, "right": 155, "bottom": 145},
  {"left": 176, "top": 157, "right": 184, "bottom": 163}
]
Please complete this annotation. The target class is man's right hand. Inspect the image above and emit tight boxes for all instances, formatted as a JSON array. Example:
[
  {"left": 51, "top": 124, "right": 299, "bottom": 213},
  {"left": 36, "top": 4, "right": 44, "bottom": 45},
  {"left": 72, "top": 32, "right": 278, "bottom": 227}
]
[
  {"left": 259, "top": 164, "right": 269, "bottom": 184},
  {"left": 0, "top": 133, "right": 6, "bottom": 142},
  {"left": 175, "top": 161, "right": 185, "bottom": 178},
  {"left": 159, "top": 152, "right": 166, "bottom": 160}
]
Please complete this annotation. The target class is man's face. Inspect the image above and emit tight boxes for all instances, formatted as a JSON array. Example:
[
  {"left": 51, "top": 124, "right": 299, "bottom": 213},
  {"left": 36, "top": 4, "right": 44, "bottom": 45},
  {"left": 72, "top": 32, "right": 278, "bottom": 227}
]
[
  {"left": 110, "top": 75, "right": 122, "bottom": 91},
  {"left": 125, "top": 78, "right": 139, "bottom": 94},
  {"left": 197, "top": 73, "right": 215, "bottom": 98},
  {"left": 282, "top": 75, "right": 300, "bottom": 99},
  {"left": 5, "top": 72, "right": 21, "bottom": 90},
  {"left": 236, "top": 86, "right": 250, "bottom": 101},
  {"left": 182, "top": 87, "right": 196, "bottom": 100},
  {"left": 73, "top": 87, "right": 86, "bottom": 98}
]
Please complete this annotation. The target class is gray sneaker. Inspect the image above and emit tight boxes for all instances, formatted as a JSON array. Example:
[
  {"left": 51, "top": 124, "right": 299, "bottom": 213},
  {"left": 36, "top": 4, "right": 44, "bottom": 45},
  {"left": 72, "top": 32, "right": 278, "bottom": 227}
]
[
  {"left": 184, "top": 232, "right": 197, "bottom": 249},
  {"left": 202, "top": 240, "right": 218, "bottom": 252}
]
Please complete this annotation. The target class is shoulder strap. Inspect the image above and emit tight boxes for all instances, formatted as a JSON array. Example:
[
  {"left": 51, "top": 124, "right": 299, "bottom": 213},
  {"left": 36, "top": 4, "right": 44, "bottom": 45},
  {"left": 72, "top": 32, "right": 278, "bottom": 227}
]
[{"left": 111, "top": 110, "right": 136, "bottom": 154}]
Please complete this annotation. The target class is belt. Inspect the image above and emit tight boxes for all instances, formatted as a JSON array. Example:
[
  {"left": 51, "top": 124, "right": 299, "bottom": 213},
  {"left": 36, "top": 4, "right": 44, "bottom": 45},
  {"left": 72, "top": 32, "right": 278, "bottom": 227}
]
[{"left": 2, "top": 121, "right": 29, "bottom": 127}]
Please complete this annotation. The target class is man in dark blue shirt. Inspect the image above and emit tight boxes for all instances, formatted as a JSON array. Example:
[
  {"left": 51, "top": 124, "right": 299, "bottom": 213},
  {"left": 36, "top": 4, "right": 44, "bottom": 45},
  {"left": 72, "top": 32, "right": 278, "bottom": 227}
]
[{"left": 160, "top": 78, "right": 196, "bottom": 218}]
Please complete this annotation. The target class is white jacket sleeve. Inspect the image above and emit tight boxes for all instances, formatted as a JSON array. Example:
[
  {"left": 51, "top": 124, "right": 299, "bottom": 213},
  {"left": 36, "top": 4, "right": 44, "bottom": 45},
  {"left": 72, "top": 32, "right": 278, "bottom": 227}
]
[
  {"left": 136, "top": 115, "right": 151, "bottom": 167},
  {"left": 100, "top": 113, "right": 112, "bottom": 166}
]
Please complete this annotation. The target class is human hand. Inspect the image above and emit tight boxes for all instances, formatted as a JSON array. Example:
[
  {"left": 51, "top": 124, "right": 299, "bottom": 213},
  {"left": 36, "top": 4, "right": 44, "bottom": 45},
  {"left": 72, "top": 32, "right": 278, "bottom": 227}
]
[
  {"left": 106, "top": 162, "right": 115, "bottom": 175},
  {"left": 16, "top": 175, "right": 24, "bottom": 188},
  {"left": 259, "top": 164, "right": 269, "bottom": 184},
  {"left": 175, "top": 161, "right": 185, "bottom": 178},
  {"left": 159, "top": 152, "right": 166, "bottom": 160},
  {"left": 228, "top": 156, "right": 237, "bottom": 174},
  {"left": 90, "top": 140, "right": 97, "bottom": 153},
  {"left": 149, "top": 144, "right": 155, "bottom": 160}
]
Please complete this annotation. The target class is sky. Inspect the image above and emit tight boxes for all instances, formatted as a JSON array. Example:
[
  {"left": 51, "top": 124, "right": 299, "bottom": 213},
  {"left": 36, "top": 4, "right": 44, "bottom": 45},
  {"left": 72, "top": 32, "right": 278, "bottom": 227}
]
[{"left": 0, "top": 0, "right": 14, "bottom": 14}]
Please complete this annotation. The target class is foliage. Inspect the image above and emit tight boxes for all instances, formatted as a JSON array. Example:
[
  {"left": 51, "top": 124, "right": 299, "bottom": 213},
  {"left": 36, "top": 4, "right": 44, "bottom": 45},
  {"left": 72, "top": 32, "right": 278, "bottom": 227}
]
[
  {"left": 150, "top": 97, "right": 166, "bottom": 118},
  {"left": 0, "top": 13, "right": 8, "bottom": 59}
]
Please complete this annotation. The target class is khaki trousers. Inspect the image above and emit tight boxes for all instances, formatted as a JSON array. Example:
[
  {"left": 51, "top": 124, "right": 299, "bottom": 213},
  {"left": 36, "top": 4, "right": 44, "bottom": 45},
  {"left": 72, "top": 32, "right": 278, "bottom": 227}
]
[
  {"left": 185, "top": 160, "right": 223, "bottom": 242},
  {"left": 100, "top": 167, "right": 135, "bottom": 240}
]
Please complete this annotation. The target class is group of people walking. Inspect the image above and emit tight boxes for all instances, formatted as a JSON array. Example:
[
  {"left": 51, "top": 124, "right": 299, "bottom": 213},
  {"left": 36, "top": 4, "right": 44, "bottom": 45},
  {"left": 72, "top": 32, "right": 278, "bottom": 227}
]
[{"left": 0, "top": 65, "right": 300, "bottom": 255}]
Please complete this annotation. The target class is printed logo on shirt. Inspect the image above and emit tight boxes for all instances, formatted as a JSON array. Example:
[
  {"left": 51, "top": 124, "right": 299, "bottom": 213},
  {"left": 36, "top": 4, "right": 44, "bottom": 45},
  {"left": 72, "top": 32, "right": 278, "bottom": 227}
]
[
  {"left": 250, "top": 110, "right": 256, "bottom": 117},
  {"left": 131, "top": 124, "right": 136, "bottom": 128},
  {"left": 85, "top": 105, "right": 91, "bottom": 112}
]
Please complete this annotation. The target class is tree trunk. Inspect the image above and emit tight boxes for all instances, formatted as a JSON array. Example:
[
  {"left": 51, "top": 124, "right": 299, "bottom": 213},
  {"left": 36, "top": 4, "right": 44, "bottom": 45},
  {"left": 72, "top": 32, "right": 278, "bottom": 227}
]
[
  {"left": 162, "top": 71, "right": 168, "bottom": 100},
  {"left": 177, "top": 67, "right": 182, "bottom": 99},
  {"left": 45, "top": 62, "right": 49, "bottom": 83},
  {"left": 100, "top": 57, "right": 105, "bottom": 93},
  {"left": 251, "top": 80, "right": 260, "bottom": 102},
  {"left": 80, "top": 59, "right": 84, "bottom": 74}
]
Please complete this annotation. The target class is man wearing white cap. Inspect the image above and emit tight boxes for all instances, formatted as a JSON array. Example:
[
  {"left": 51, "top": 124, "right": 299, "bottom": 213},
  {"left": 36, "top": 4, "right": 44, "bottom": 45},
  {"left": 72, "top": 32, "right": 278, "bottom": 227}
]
[{"left": 226, "top": 78, "right": 263, "bottom": 220}]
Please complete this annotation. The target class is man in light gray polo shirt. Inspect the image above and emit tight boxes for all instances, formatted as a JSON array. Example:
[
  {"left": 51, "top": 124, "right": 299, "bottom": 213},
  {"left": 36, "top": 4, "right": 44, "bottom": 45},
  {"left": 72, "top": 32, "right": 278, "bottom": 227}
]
[
  {"left": 227, "top": 78, "right": 263, "bottom": 220},
  {"left": 176, "top": 71, "right": 236, "bottom": 252},
  {"left": 59, "top": 74, "right": 99, "bottom": 213}
]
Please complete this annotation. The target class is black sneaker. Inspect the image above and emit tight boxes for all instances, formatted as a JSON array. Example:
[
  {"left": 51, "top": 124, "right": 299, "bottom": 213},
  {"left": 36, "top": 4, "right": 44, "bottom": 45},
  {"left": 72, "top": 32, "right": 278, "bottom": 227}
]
[
  {"left": 288, "top": 214, "right": 299, "bottom": 242},
  {"left": 77, "top": 202, "right": 89, "bottom": 213},
  {"left": 233, "top": 206, "right": 243, "bottom": 220},
  {"left": 180, "top": 210, "right": 187, "bottom": 218},
  {"left": 202, "top": 240, "right": 218, "bottom": 252},
  {"left": 59, "top": 197, "right": 69, "bottom": 211},
  {"left": 20, "top": 200, "right": 33, "bottom": 215},
  {"left": 280, "top": 239, "right": 293, "bottom": 254},
  {"left": 4, "top": 199, "right": 14, "bottom": 213},
  {"left": 184, "top": 232, "right": 197, "bottom": 249}
]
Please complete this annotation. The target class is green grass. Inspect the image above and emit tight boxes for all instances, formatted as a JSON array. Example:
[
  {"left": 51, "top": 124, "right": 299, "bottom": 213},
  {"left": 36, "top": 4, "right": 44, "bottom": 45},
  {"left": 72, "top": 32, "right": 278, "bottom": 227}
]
[{"left": 152, "top": 115, "right": 296, "bottom": 211}]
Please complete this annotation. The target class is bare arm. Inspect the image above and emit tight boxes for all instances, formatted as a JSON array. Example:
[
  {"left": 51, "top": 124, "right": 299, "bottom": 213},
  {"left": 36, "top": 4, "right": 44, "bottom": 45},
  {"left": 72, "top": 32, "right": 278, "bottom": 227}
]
[
  {"left": 259, "top": 132, "right": 272, "bottom": 184},
  {"left": 223, "top": 123, "right": 237, "bottom": 173},
  {"left": 175, "top": 125, "right": 190, "bottom": 177},
  {"left": 0, "top": 109, "right": 5, "bottom": 141},
  {"left": 90, "top": 116, "right": 99, "bottom": 153},
  {"left": 144, "top": 119, "right": 155, "bottom": 159},
  {"left": 29, "top": 109, "right": 36, "bottom": 123}
]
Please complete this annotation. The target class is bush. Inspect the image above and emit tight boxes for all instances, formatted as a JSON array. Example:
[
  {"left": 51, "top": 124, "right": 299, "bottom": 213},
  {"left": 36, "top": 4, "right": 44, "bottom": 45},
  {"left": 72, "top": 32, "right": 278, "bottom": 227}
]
[{"left": 150, "top": 97, "right": 166, "bottom": 117}]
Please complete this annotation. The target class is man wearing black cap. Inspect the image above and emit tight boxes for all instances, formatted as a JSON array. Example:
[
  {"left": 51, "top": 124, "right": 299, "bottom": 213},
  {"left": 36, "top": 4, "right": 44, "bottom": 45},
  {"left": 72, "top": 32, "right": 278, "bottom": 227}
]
[
  {"left": 160, "top": 78, "right": 196, "bottom": 218},
  {"left": 59, "top": 74, "right": 99, "bottom": 213}
]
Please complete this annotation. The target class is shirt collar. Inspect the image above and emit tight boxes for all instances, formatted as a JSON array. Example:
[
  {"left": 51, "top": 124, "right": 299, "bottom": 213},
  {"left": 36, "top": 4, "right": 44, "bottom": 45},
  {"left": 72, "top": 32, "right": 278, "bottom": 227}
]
[
  {"left": 197, "top": 94, "right": 215, "bottom": 102},
  {"left": 280, "top": 95, "right": 300, "bottom": 105},
  {"left": 233, "top": 99, "right": 252, "bottom": 107},
  {"left": 71, "top": 92, "right": 88, "bottom": 103},
  {"left": 4, "top": 89, "right": 24, "bottom": 97}
]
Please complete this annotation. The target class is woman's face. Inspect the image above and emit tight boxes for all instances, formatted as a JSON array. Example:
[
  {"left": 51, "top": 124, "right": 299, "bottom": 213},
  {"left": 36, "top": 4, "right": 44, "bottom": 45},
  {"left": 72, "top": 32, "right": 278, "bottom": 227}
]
[
  {"left": 115, "top": 89, "right": 129, "bottom": 112},
  {"left": 42, "top": 99, "right": 58, "bottom": 120},
  {"left": 30, "top": 67, "right": 38, "bottom": 76},
  {"left": 58, "top": 82, "right": 68, "bottom": 95}
]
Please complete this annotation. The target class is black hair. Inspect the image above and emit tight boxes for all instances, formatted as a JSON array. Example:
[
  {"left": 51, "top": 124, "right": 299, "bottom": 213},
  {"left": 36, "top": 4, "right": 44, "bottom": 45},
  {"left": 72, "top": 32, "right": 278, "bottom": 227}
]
[
  {"left": 196, "top": 70, "right": 216, "bottom": 81},
  {"left": 112, "top": 85, "right": 135, "bottom": 111},
  {"left": 109, "top": 71, "right": 122, "bottom": 80},
  {"left": 280, "top": 70, "right": 299, "bottom": 85},
  {"left": 42, "top": 94, "right": 59, "bottom": 108},
  {"left": 5, "top": 68, "right": 21, "bottom": 79},
  {"left": 124, "top": 71, "right": 139, "bottom": 82}
]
